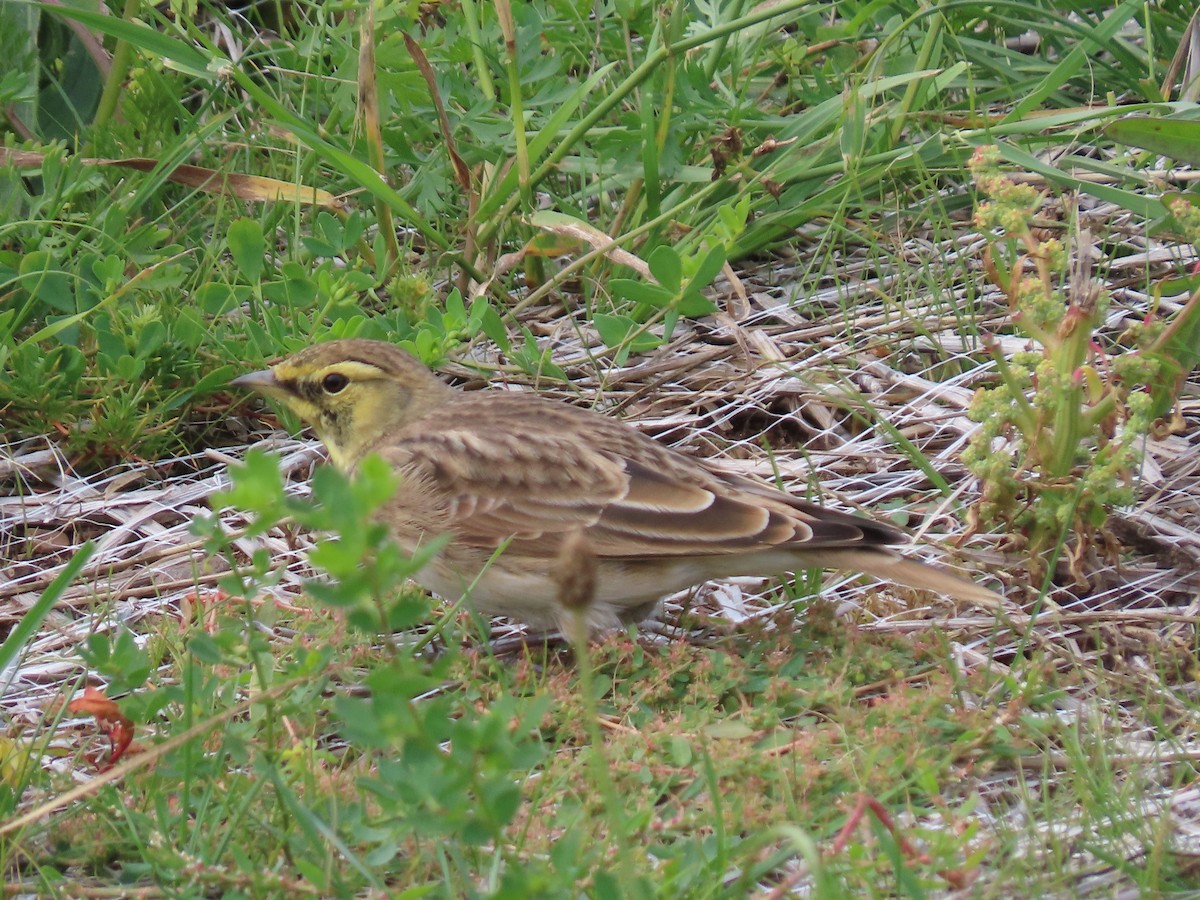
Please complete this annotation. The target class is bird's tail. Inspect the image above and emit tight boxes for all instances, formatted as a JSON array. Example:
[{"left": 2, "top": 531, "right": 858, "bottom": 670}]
[{"left": 819, "top": 549, "right": 1004, "bottom": 609}]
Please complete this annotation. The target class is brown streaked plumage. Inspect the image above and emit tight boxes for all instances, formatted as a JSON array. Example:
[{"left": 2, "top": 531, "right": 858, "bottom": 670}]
[{"left": 231, "top": 338, "right": 1003, "bottom": 635}]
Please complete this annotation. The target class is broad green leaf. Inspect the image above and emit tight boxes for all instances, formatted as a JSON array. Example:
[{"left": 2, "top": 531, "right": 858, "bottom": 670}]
[
  {"left": 227, "top": 218, "right": 265, "bottom": 283},
  {"left": 135, "top": 320, "right": 166, "bottom": 358},
  {"left": 677, "top": 290, "right": 717, "bottom": 318},
  {"left": 647, "top": 245, "right": 682, "bottom": 292},
  {"left": 17, "top": 252, "right": 73, "bottom": 313},
  {"left": 594, "top": 313, "right": 661, "bottom": 364},
  {"left": 687, "top": 244, "right": 727, "bottom": 290},
  {"left": 609, "top": 278, "right": 675, "bottom": 308}
]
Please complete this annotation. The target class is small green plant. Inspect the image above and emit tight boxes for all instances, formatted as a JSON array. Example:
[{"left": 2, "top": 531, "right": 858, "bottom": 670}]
[
  {"left": 962, "top": 146, "right": 1164, "bottom": 585},
  {"left": 596, "top": 197, "right": 751, "bottom": 364}
]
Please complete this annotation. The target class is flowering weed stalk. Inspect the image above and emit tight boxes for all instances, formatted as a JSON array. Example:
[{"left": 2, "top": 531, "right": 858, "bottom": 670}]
[{"left": 963, "top": 147, "right": 1163, "bottom": 586}]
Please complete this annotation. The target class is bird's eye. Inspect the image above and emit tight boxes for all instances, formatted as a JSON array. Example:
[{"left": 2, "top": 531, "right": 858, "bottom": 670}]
[{"left": 322, "top": 372, "right": 349, "bottom": 394}]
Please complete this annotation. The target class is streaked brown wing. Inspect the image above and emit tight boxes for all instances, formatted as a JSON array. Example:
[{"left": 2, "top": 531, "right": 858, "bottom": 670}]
[
  {"left": 595, "top": 458, "right": 901, "bottom": 554},
  {"left": 378, "top": 426, "right": 622, "bottom": 553},
  {"left": 377, "top": 393, "right": 905, "bottom": 560}
]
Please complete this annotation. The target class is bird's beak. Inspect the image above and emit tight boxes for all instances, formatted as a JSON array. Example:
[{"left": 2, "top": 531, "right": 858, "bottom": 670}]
[{"left": 230, "top": 369, "right": 284, "bottom": 398}]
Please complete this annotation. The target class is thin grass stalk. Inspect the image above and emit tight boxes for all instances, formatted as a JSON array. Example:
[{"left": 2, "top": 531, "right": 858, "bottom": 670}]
[
  {"left": 494, "top": 0, "right": 540, "bottom": 285},
  {"left": 640, "top": 4, "right": 684, "bottom": 221},
  {"left": 0, "top": 543, "right": 93, "bottom": 687},
  {"left": 889, "top": 9, "right": 945, "bottom": 147},
  {"left": 0, "top": 674, "right": 315, "bottom": 838},
  {"left": 488, "top": 178, "right": 725, "bottom": 330},
  {"left": 702, "top": 0, "right": 750, "bottom": 83},
  {"left": 225, "top": 74, "right": 466, "bottom": 265},
  {"left": 476, "top": 0, "right": 816, "bottom": 249},
  {"left": 495, "top": 0, "right": 530, "bottom": 211},
  {"left": 461, "top": 0, "right": 496, "bottom": 102},
  {"left": 653, "top": 15, "right": 680, "bottom": 200},
  {"left": 358, "top": 1, "right": 401, "bottom": 278},
  {"left": 570, "top": 627, "right": 640, "bottom": 891},
  {"left": 90, "top": 0, "right": 139, "bottom": 135},
  {"left": 402, "top": 32, "right": 478, "bottom": 289}
]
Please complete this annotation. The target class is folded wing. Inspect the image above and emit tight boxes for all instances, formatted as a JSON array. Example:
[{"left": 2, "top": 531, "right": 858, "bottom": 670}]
[{"left": 378, "top": 397, "right": 906, "bottom": 560}]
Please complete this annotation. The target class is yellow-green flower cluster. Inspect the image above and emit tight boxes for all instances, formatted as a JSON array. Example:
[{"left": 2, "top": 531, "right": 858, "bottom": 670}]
[{"left": 963, "top": 147, "right": 1158, "bottom": 577}]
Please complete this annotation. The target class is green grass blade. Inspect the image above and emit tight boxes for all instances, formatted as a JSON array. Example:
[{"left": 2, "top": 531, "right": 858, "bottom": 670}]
[
  {"left": 35, "top": 1, "right": 210, "bottom": 77},
  {"left": 990, "top": 140, "right": 1170, "bottom": 219},
  {"left": 0, "top": 542, "right": 94, "bottom": 682},
  {"left": 1005, "top": 0, "right": 1145, "bottom": 122}
]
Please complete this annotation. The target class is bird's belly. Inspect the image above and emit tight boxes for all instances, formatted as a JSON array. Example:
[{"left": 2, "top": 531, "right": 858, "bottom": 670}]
[
  {"left": 414, "top": 560, "right": 564, "bottom": 628},
  {"left": 412, "top": 553, "right": 713, "bottom": 631}
]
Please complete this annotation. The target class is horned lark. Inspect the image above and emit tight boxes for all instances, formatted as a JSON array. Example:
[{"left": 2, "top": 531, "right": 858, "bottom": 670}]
[{"left": 231, "top": 338, "right": 1002, "bottom": 635}]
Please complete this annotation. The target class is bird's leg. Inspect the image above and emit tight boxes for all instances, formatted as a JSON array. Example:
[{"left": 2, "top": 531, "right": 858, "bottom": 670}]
[{"left": 553, "top": 528, "right": 599, "bottom": 647}]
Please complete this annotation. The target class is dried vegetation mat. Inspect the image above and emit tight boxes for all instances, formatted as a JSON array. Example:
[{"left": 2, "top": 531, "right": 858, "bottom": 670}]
[{"left": 3, "top": 201, "right": 1200, "bottom": 892}]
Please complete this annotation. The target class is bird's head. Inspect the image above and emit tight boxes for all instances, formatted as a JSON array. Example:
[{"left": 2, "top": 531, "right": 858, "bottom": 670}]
[{"left": 230, "top": 338, "right": 453, "bottom": 469}]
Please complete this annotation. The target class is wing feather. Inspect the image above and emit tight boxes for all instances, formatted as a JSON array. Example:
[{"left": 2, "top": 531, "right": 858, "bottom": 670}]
[{"left": 372, "top": 393, "right": 906, "bottom": 560}]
